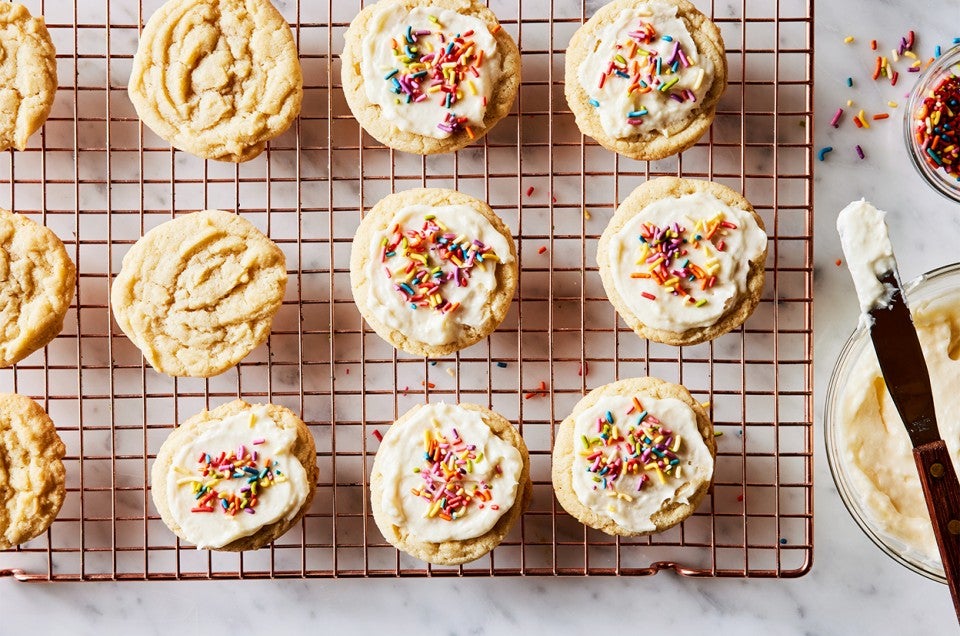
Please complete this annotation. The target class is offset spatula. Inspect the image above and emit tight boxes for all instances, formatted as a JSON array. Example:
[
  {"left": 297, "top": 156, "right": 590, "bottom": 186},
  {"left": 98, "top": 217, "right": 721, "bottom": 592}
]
[{"left": 838, "top": 200, "right": 960, "bottom": 621}]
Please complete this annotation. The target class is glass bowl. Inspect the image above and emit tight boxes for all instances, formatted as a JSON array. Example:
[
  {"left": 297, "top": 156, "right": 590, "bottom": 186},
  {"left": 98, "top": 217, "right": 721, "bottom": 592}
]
[
  {"left": 903, "top": 43, "right": 960, "bottom": 204},
  {"left": 824, "top": 262, "right": 960, "bottom": 584}
]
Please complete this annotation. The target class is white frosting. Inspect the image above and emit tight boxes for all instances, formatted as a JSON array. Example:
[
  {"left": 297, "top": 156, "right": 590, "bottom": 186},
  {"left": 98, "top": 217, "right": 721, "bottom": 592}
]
[
  {"left": 365, "top": 203, "right": 513, "bottom": 346},
  {"left": 578, "top": 3, "right": 715, "bottom": 139},
  {"left": 607, "top": 190, "right": 767, "bottom": 332},
  {"left": 837, "top": 199, "right": 898, "bottom": 319},
  {"left": 360, "top": 6, "right": 501, "bottom": 138},
  {"left": 837, "top": 295, "right": 960, "bottom": 567},
  {"left": 375, "top": 402, "right": 523, "bottom": 542},
  {"left": 166, "top": 406, "right": 310, "bottom": 550},
  {"left": 571, "top": 394, "right": 714, "bottom": 533}
]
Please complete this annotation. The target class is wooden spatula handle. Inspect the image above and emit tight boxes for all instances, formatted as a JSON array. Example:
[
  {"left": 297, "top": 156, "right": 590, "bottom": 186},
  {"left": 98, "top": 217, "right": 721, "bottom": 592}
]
[{"left": 913, "top": 439, "right": 960, "bottom": 620}]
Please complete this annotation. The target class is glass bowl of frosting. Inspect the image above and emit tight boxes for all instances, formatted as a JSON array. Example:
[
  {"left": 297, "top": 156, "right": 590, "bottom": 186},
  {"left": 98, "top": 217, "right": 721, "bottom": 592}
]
[
  {"left": 825, "top": 261, "right": 960, "bottom": 583},
  {"left": 903, "top": 43, "right": 960, "bottom": 204}
]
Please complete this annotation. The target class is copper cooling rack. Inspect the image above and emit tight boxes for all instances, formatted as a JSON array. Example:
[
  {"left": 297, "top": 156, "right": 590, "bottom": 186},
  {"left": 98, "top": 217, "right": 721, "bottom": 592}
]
[{"left": 0, "top": 0, "right": 813, "bottom": 580}]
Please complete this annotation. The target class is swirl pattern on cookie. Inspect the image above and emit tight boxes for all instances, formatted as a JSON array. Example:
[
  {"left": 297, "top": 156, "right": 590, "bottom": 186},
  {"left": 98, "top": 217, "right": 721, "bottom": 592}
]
[
  {"left": 374, "top": 402, "right": 523, "bottom": 542},
  {"left": 162, "top": 404, "right": 311, "bottom": 550},
  {"left": 0, "top": 393, "right": 67, "bottom": 550},
  {"left": 360, "top": 5, "right": 501, "bottom": 139},
  {"left": 578, "top": 1, "right": 714, "bottom": 139},
  {"left": 0, "top": 209, "right": 76, "bottom": 368},
  {"left": 111, "top": 210, "right": 287, "bottom": 378},
  {"left": 605, "top": 189, "right": 766, "bottom": 332},
  {"left": 570, "top": 392, "right": 713, "bottom": 534},
  {"left": 0, "top": 3, "right": 57, "bottom": 151},
  {"left": 128, "top": 0, "right": 303, "bottom": 162}
]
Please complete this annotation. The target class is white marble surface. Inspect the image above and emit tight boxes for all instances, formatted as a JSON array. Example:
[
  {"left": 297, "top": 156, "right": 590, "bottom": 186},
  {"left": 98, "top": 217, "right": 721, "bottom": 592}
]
[{"left": 4, "top": 0, "right": 960, "bottom": 632}]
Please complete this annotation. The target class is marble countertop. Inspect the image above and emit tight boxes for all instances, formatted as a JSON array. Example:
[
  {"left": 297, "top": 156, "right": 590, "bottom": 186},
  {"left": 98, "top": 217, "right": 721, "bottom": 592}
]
[{"left": 5, "top": 0, "right": 960, "bottom": 632}]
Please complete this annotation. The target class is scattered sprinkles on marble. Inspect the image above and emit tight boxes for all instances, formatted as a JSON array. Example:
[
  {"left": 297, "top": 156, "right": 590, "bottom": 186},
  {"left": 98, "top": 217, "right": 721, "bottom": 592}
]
[
  {"left": 581, "top": 396, "right": 685, "bottom": 497},
  {"left": 410, "top": 427, "right": 496, "bottom": 521},
  {"left": 380, "top": 213, "right": 500, "bottom": 316},
  {"left": 825, "top": 29, "right": 960, "bottom": 165},
  {"left": 181, "top": 443, "right": 287, "bottom": 516},
  {"left": 383, "top": 15, "right": 495, "bottom": 138}
]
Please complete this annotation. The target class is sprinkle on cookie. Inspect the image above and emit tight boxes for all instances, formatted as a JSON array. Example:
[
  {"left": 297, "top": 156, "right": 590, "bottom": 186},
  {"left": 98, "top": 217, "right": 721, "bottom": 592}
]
[
  {"left": 384, "top": 20, "right": 490, "bottom": 134},
  {"left": 628, "top": 213, "right": 741, "bottom": 309},
  {"left": 594, "top": 16, "right": 704, "bottom": 129},
  {"left": 184, "top": 443, "right": 287, "bottom": 516},
  {"left": 380, "top": 214, "right": 500, "bottom": 316},
  {"left": 580, "top": 397, "right": 685, "bottom": 495},
  {"left": 410, "top": 427, "right": 494, "bottom": 521}
]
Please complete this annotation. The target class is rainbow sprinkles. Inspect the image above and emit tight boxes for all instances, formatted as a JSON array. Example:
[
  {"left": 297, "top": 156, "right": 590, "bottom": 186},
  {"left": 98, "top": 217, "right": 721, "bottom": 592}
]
[
  {"left": 385, "top": 20, "right": 492, "bottom": 137},
  {"left": 579, "top": 3, "right": 714, "bottom": 139},
  {"left": 602, "top": 184, "right": 768, "bottom": 337},
  {"left": 597, "top": 19, "right": 701, "bottom": 125},
  {"left": 411, "top": 427, "right": 497, "bottom": 521},
  {"left": 181, "top": 442, "right": 288, "bottom": 517},
  {"left": 629, "top": 212, "right": 739, "bottom": 308},
  {"left": 380, "top": 214, "right": 500, "bottom": 316},
  {"left": 581, "top": 396, "right": 685, "bottom": 502},
  {"left": 363, "top": 6, "right": 502, "bottom": 139}
]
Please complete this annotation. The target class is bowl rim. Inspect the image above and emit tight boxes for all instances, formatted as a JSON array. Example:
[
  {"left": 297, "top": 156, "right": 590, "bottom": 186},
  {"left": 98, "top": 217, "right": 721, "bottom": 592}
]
[
  {"left": 823, "top": 261, "right": 960, "bottom": 585},
  {"left": 902, "top": 42, "right": 960, "bottom": 205}
]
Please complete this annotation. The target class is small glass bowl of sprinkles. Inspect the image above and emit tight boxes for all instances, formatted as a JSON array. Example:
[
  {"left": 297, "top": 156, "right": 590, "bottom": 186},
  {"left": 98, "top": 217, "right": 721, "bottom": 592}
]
[{"left": 904, "top": 42, "right": 960, "bottom": 203}]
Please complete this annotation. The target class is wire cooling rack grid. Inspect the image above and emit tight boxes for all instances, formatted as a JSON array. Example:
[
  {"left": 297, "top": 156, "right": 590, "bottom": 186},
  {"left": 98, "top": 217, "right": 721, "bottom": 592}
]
[{"left": 0, "top": 0, "right": 813, "bottom": 580}]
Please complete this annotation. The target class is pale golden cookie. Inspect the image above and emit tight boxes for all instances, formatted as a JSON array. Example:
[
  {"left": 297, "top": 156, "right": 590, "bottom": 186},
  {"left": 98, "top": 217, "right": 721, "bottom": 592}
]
[
  {"left": 565, "top": 0, "right": 727, "bottom": 161},
  {"left": 0, "top": 3, "right": 57, "bottom": 152},
  {"left": 350, "top": 188, "right": 518, "bottom": 357},
  {"left": 0, "top": 393, "right": 67, "bottom": 550},
  {"left": 111, "top": 210, "right": 287, "bottom": 378},
  {"left": 597, "top": 177, "right": 767, "bottom": 346},
  {"left": 151, "top": 400, "right": 318, "bottom": 552},
  {"left": 0, "top": 209, "right": 76, "bottom": 368},
  {"left": 551, "top": 377, "right": 715, "bottom": 536},
  {"left": 370, "top": 402, "right": 531, "bottom": 565},
  {"left": 128, "top": 0, "right": 303, "bottom": 162},
  {"left": 341, "top": 0, "right": 521, "bottom": 154}
]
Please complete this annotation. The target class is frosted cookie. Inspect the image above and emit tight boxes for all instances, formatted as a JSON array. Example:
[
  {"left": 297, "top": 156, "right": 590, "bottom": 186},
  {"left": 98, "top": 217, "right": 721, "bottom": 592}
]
[
  {"left": 565, "top": 0, "right": 727, "bottom": 161},
  {"left": 0, "top": 393, "right": 67, "bottom": 550},
  {"left": 111, "top": 210, "right": 287, "bottom": 378},
  {"left": 128, "top": 0, "right": 303, "bottom": 162},
  {"left": 341, "top": 0, "right": 521, "bottom": 154},
  {"left": 370, "top": 402, "right": 531, "bottom": 565},
  {"left": 349, "top": 188, "right": 517, "bottom": 357},
  {"left": 597, "top": 177, "right": 767, "bottom": 346},
  {"left": 151, "top": 400, "right": 318, "bottom": 551},
  {"left": 0, "top": 209, "right": 76, "bottom": 368},
  {"left": 552, "top": 377, "right": 715, "bottom": 536},
  {"left": 0, "top": 3, "right": 57, "bottom": 151}
]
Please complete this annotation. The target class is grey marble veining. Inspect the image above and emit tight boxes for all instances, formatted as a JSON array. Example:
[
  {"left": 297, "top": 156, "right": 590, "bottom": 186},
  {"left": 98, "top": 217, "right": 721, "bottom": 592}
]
[{"left": 3, "top": 0, "right": 960, "bottom": 632}]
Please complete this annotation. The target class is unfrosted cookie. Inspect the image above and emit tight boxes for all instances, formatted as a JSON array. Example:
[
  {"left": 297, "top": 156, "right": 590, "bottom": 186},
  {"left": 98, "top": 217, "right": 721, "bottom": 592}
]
[
  {"left": 0, "top": 393, "right": 67, "bottom": 550},
  {"left": 565, "top": 0, "right": 727, "bottom": 161},
  {"left": 597, "top": 177, "right": 767, "bottom": 346},
  {"left": 349, "top": 188, "right": 517, "bottom": 357},
  {"left": 0, "top": 209, "right": 76, "bottom": 368},
  {"left": 151, "top": 399, "right": 318, "bottom": 551},
  {"left": 370, "top": 402, "right": 531, "bottom": 565},
  {"left": 552, "top": 377, "right": 715, "bottom": 536},
  {"left": 0, "top": 3, "right": 57, "bottom": 152},
  {"left": 128, "top": 0, "right": 303, "bottom": 162},
  {"left": 341, "top": 0, "right": 521, "bottom": 154},
  {"left": 111, "top": 210, "right": 287, "bottom": 378}
]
